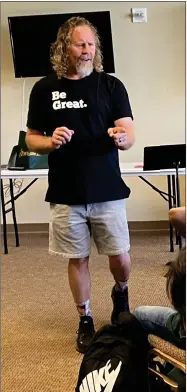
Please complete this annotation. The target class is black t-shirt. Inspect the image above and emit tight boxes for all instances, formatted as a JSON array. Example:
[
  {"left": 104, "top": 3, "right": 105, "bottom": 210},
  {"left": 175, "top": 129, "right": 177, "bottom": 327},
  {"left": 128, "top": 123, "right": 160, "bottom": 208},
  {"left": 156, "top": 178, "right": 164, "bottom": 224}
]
[{"left": 26, "top": 71, "right": 133, "bottom": 205}]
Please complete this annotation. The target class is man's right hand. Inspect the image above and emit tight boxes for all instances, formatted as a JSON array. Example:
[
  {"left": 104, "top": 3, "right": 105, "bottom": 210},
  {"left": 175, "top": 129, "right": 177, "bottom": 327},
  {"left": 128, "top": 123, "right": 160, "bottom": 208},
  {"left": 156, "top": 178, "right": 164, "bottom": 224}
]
[{"left": 51, "top": 127, "right": 74, "bottom": 149}]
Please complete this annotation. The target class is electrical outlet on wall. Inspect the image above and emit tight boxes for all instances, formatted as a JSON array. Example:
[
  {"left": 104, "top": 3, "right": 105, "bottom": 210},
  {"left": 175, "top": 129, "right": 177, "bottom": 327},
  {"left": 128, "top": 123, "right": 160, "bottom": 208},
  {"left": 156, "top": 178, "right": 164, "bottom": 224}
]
[{"left": 131, "top": 8, "right": 147, "bottom": 23}]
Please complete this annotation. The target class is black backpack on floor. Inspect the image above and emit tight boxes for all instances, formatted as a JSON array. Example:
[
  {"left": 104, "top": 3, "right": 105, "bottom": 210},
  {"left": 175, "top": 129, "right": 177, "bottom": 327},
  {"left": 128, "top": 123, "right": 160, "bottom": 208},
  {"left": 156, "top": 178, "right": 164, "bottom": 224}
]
[{"left": 75, "top": 312, "right": 150, "bottom": 392}]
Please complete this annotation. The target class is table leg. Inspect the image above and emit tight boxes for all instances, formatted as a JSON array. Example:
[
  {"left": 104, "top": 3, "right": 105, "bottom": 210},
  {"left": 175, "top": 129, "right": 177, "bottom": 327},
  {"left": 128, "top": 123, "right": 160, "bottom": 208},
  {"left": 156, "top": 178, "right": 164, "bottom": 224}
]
[
  {"left": 171, "top": 175, "right": 179, "bottom": 245},
  {"left": 167, "top": 175, "right": 174, "bottom": 252},
  {"left": 175, "top": 168, "right": 182, "bottom": 249},
  {"left": 1, "top": 179, "right": 8, "bottom": 254},
  {"left": 9, "top": 179, "right": 20, "bottom": 247}
]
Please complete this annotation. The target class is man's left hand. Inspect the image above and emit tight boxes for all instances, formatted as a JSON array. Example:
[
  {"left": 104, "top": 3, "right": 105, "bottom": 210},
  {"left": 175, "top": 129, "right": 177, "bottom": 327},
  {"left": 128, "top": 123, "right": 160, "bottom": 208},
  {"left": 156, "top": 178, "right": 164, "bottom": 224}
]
[{"left": 108, "top": 127, "right": 128, "bottom": 149}]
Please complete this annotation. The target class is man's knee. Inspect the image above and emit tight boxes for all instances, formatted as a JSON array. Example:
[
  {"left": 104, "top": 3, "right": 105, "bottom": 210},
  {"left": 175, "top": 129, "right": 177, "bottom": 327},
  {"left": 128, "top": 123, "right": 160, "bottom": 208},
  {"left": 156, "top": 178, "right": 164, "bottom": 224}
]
[
  {"left": 133, "top": 306, "right": 156, "bottom": 327},
  {"left": 109, "top": 253, "right": 131, "bottom": 279},
  {"left": 109, "top": 252, "right": 130, "bottom": 265},
  {"left": 133, "top": 306, "right": 149, "bottom": 319},
  {"left": 169, "top": 207, "right": 185, "bottom": 223},
  {"left": 69, "top": 257, "right": 89, "bottom": 268},
  {"left": 168, "top": 207, "right": 186, "bottom": 237}
]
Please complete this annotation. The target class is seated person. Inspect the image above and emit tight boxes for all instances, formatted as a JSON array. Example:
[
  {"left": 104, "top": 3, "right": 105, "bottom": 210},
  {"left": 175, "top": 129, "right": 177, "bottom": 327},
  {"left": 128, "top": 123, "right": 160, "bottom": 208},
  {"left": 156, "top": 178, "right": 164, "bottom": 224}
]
[
  {"left": 133, "top": 247, "right": 186, "bottom": 349},
  {"left": 168, "top": 207, "right": 186, "bottom": 238}
]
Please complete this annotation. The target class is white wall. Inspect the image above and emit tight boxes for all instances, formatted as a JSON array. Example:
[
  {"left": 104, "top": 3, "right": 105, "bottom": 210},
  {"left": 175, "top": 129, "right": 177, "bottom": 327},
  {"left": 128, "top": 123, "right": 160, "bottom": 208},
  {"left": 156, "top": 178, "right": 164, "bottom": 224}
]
[{"left": 1, "top": 1, "right": 185, "bottom": 223}]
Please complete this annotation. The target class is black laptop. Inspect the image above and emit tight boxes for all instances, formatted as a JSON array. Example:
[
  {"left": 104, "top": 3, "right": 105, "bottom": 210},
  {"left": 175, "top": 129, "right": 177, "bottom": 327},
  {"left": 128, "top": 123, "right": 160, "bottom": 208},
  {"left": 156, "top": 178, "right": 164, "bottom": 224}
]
[{"left": 143, "top": 144, "right": 186, "bottom": 171}]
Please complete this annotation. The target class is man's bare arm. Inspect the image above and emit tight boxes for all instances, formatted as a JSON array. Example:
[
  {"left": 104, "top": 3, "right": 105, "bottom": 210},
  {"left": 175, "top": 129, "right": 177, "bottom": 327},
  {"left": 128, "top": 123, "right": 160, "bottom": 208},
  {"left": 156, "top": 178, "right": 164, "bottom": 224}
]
[
  {"left": 108, "top": 117, "right": 135, "bottom": 151},
  {"left": 26, "top": 129, "right": 55, "bottom": 155},
  {"left": 26, "top": 127, "right": 74, "bottom": 155},
  {"left": 114, "top": 117, "right": 135, "bottom": 150}
]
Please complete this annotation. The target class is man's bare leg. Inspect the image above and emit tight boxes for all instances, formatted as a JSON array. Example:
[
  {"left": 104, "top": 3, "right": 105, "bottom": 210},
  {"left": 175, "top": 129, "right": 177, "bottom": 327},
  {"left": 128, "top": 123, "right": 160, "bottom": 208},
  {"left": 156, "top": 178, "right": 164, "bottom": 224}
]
[
  {"left": 68, "top": 257, "right": 91, "bottom": 306},
  {"left": 68, "top": 257, "right": 95, "bottom": 353},
  {"left": 109, "top": 252, "right": 131, "bottom": 323}
]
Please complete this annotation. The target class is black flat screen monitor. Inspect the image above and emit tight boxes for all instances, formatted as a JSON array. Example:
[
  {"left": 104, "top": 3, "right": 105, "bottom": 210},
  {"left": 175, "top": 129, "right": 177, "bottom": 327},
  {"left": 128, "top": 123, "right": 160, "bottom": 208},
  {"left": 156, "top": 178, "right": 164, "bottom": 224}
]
[{"left": 8, "top": 11, "right": 115, "bottom": 78}]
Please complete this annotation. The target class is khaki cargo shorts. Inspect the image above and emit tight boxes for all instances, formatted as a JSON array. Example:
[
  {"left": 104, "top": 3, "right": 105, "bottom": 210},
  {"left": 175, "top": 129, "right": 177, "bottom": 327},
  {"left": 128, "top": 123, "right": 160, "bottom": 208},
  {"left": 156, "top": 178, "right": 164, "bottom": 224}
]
[{"left": 49, "top": 200, "right": 130, "bottom": 258}]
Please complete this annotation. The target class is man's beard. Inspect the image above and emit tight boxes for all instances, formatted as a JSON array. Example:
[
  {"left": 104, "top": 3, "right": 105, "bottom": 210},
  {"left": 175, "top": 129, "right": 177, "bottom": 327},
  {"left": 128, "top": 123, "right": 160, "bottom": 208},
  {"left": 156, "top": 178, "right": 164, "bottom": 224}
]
[{"left": 76, "top": 59, "right": 93, "bottom": 78}]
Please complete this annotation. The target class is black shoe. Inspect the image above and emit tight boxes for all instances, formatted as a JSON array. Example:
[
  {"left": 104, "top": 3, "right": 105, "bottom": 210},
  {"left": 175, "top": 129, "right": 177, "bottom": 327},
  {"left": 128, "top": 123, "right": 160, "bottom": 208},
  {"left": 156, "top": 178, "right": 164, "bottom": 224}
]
[
  {"left": 76, "top": 316, "right": 95, "bottom": 354},
  {"left": 111, "top": 285, "right": 130, "bottom": 324}
]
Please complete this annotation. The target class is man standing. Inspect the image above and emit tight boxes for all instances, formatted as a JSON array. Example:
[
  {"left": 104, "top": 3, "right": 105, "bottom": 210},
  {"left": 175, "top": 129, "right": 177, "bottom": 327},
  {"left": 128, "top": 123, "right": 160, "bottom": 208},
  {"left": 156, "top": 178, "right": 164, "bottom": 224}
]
[{"left": 26, "top": 16, "right": 135, "bottom": 353}]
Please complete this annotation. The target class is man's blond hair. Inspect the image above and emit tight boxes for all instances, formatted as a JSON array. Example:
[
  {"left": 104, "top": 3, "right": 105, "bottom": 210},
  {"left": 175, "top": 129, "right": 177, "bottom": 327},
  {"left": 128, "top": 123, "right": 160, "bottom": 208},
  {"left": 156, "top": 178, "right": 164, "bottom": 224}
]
[{"left": 50, "top": 16, "right": 103, "bottom": 79}]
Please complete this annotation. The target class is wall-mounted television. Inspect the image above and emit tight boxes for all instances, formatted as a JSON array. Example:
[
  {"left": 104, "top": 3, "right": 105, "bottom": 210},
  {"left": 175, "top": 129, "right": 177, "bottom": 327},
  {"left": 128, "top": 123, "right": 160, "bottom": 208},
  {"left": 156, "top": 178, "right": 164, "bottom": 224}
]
[{"left": 8, "top": 11, "right": 115, "bottom": 78}]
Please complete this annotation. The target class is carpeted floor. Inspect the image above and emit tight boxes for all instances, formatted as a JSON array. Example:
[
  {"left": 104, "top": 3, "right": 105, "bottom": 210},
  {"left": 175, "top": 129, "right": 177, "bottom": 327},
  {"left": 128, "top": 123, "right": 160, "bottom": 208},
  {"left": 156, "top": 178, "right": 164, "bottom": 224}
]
[{"left": 2, "top": 231, "right": 177, "bottom": 392}]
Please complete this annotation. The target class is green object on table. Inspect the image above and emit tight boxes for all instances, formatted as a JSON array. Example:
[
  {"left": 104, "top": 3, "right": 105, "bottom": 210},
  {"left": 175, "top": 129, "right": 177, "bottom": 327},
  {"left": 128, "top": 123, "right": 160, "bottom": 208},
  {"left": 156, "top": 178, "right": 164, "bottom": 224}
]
[{"left": 16, "top": 130, "right": 48, "bottom": 169}]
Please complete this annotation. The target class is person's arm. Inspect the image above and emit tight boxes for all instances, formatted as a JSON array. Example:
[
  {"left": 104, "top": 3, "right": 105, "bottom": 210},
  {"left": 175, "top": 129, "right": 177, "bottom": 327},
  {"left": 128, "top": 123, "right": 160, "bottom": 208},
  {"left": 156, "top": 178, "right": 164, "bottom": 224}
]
[
  {"left": 26, "top": 127, "right": 75, "bottom": 155},
  {"left": 26, "top": 80, "right": 60, "bottom": 154},
  {"left": 108, "top": 77, "right": 135, "bottom": 150},
  {"left": 26, "top": 129, "right": 55, "bottom": 155},
  {"left": 108, "top": 117, "right": 135, "bottom": 151}
]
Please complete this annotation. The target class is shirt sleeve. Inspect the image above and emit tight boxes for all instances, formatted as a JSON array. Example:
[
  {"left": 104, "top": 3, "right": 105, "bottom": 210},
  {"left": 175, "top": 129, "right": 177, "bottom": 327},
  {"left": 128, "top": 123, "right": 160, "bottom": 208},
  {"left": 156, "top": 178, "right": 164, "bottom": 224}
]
[
  {"left": 111, "top": 78, "right": 134, "bottom": 122},
  {"left": 26, "top": 81, "right": 48, "bottom": 133}
]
